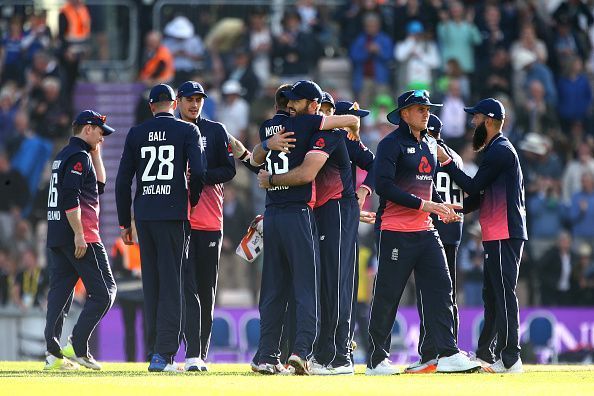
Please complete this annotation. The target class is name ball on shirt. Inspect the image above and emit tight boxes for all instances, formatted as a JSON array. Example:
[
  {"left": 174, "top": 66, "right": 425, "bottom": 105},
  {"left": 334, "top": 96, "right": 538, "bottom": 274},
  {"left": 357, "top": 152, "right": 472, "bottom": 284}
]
[{"left": 142, "top": 184, "right": 171, "bottom": 195}]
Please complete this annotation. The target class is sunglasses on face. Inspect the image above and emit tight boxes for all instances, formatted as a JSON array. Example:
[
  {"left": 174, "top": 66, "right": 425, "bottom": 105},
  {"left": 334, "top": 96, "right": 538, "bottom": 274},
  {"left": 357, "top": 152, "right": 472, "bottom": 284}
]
[{"left": 404, "top": 90, "right": 429, "bottom": 102}]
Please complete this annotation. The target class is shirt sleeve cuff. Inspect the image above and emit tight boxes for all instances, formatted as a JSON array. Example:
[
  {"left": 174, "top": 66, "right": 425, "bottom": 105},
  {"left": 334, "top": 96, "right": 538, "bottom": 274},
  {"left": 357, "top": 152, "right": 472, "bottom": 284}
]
[
  {"left": 360, "top": 184, "right": 372, "bottom": 196},
  {"left": 306, "top": 150, "right": 329, "bottom": 158},
  {"left": 417, "top": 199, "right": 424, "bottom": 211},
  {"left": 440, "top": 158, "right": 453, "bottom": 167},
  {"left": 65, "top": 206, "right": 80, "bottom": 213}
]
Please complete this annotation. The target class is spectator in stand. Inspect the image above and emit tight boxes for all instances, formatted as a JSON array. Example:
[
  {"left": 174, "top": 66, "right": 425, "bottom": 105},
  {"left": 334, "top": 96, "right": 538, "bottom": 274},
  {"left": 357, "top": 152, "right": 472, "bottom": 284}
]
[
  {"left": 0, "top": 247, "right": 14, "bottom": 306},
  {"left": 349, "top": 12, "right": 393, "bottom": 107},
  {"left": 439, "top": 80, "right": 467, "bottom": 152},
  {"left": 393, "top": 0, "right": 440, "bottom": 42},
  {"left": 519, "top": 133, "right": 564, "bottom": 197},
  {"left": 475, "top": 4, "right": 511, "bottom": 73},
  {"left": 512, "top": 48, "right": 558, "bottom": 107},
  {"left": 554, "top": 19, "right": 583, "bottom": 73},
  {"left": 245, "top": 9, "right": 272, "bottom": 85},
  {"left": 510, "top": 24, "right": 548, "bottom": 66},
  {"left": 459, "top": 223, "right": 484, "bottom": 307},
  {"left": 216, "top": 80, "right": 249, "bottom": 141},
  {"left": 271, "top": 10, "right": 320, "bottom": 82},
  {"left": 436, "top": 58, "right": 470, "bottom": 100},
  {"left": 557, "top": 56, "right": 592, "bottom": 131},
  {"left": 21, "top": 10, "right": 53, "bottom": 66},
  {"left": 553, "top": 0, "right": 594, "bottom": 61},
  {"left": 0, "top": 86, "right": 20, "bottom": 146},
  {"left": 477, "top": 47, "right": 513, "bottom": 99},
  {"left": 337, "top": 0, "right": 392, "bottom": 51},
  {"left": 527, "top": 176, "right": 565, "bottom": 261},
  {"left": 1, "top": 17, "right": 26, "bottom": 86},
  {"left": 0, "top": 149, "right": 29, "bottom": 247},
  {"left": 58, "top": 0, "right": 92, "bottom": 101},
  {"left": 162, "top": 16, "right": 205, "bottom": 86},
  {"left": 567, "top": 171, "right": 594, "bottom": 249},
  {"left": 437, "top": 1, "right": 482, "bottom": 75},
  {"left": 516, "top": 80, "right": 559, "bottom": 136},
  {"left": 138, "top": 31, "right": 174, "bottom": 86},
  {"left": 394, "top": 20, "right": 440, "bottom": 92},
  {"left": 562, "top": 143, "right": 594, "bottom": 204},
  {"left": 30, "top": 77, "right": 71, "bottom": 141},
  {"left": 11, "top": 247, "right": 47, "bottom": 310},
  {"left": 573, "top": 242, "right": 594, "bottom": 305},
  {"left": 226, "top": 49, "right": 260, "bottom": 103},
  {"left": 540, "top": 231, "right": 576, "bottom": 306}
]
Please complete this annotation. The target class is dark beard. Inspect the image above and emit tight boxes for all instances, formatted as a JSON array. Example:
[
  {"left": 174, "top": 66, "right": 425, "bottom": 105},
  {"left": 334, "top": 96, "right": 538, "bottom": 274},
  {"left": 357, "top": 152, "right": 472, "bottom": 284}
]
[{"left": 472, "top": 122, "right": 488, "bottom": 152}]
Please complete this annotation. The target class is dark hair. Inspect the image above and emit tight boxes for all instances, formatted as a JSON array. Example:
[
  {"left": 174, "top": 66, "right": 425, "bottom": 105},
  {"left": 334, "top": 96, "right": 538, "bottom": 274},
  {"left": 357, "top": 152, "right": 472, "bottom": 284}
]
[
  {"left": 72, "top": 124, "right": 85, "bottom": 135},
  {"left": 275, "top": 84, "right": 292, "bottom": 110}
]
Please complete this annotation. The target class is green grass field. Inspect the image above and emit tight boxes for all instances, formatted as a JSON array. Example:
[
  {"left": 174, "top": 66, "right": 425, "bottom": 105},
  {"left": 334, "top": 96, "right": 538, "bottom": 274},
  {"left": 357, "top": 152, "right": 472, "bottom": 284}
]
[{"left": 1, "top": 362, "right": 593, "bottom": 395}]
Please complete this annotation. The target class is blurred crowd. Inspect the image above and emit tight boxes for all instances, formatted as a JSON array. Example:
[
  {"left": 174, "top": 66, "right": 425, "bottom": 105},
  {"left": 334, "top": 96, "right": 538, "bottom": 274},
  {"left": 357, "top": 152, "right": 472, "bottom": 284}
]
[{"left": 1, "top": 0, "right": 594, "bottom": 315}]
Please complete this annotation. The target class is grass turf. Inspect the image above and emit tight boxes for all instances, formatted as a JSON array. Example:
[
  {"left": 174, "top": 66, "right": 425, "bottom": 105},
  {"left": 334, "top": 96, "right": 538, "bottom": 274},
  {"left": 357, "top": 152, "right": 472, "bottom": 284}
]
[{"left": 1, "top": 362, "right": 593, "bottom": 395}]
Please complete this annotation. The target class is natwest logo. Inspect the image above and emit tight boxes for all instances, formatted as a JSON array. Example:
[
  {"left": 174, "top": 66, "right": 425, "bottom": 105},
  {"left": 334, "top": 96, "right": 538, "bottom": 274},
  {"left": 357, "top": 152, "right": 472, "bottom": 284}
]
[{"left": 418, "top": 156, "right": 432, "bottom": 174}]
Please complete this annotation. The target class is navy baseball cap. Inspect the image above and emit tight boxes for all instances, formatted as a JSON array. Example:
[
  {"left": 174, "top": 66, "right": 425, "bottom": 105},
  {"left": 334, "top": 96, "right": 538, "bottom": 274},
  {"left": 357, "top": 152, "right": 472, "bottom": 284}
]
[
  {"left": 72, "top": 110, "right": 115, "bottom": 135},
  {"left": 149, "top": 83, "right": 176, "bottom": 103},
  {"left": 464, "top": 98, "right": 505, "bottom": 120},
  {"left": 282, "top": 80, "right": 323, "bottom": 102},
  {"left": 177, "top": 81, "right": 208, "bottom": 98},
  {"left": 335, "top": 101, "right": 370, "bottom": 118},
  {"left": 427, "top": 114, "right": 442, "bottom": 135},
  {"left": 321, "top": 92, "right": 335, "bottom": 108},
  {"left": 387, "top": 89, "right": 443, "bottom": 125}
]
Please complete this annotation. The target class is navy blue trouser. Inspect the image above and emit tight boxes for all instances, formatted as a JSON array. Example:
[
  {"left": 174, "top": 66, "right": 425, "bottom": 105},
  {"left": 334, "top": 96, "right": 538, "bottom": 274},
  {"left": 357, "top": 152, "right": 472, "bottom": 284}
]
[
  {"left": 416, "top": 243, "right": 459, "bottom": 361},
  {"left": 258, "top": 205, "right": 321, "bottom": 364},
  {"left": 314, "top": 198, "right": 359, "bottom": 367},
  {"left": 184, "top": 229, "right": 222, "bottom": 360},
  {"left": 478, "top": 238, "right": 524, "bottom": 368},
  {"left": 367, "top": 230, "right": 458, "bottom": 368},
  {"left": 136, "top": 220, "right": 190, "bottom": 363},
  {"left": 45, "top": 242, "right": 116, "bottom": 358}
]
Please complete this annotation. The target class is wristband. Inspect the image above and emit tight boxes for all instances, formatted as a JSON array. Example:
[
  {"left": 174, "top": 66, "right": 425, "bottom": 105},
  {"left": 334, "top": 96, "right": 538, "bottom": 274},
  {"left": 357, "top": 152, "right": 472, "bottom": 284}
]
[
  {"left": 268, "top": 174, "right": 275, "bottom": 187},
  {"left": 239, "top": 150, "right": 249, "bottom": 161},
  {"left": 262, "top": 139, "right": 270, "bottom": 152}
]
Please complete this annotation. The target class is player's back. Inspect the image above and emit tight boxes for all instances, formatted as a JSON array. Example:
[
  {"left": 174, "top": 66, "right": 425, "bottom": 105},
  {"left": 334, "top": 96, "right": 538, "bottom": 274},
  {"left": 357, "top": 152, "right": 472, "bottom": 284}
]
[
  {"left": 261, "top": 113, "right": 324, "bottom": 208},
  {"left": 121, "top": 112, "right": 202, "bottom": 221}
]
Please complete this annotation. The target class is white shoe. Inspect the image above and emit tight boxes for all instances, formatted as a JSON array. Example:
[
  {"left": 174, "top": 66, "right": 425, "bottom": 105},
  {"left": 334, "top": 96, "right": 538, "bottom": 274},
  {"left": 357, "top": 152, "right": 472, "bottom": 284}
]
[
  {"left": 483, "top": 358, "right": 523, "bottom": 374},
  {"left": 437, "top": 352, "right": 481, "bottom": 373},
  {"left": 326, "top": 363, "right": 355, "bottom": 375},
  {"left": 255, "top": 362, "right": 292, "bottom": 375},
  {"left": 287, "top": 354, "right": 311, "bottom": 376},
  {"left": 44, "top": 353, "right": 79, "bottom": 371},
  {"left": 404, "top": 358, "right": 438, "bottom": 374},
  {"left": 471, "top": 356, "right": 493, "bottom": 368},
  {"left": 365, "top": 358, "right": 398, "bottom": 376},
  {"left": 185, "top": 357, "right": 207, "bottom": 372},
  {"left": 163, "top": 362, "right": 185, "bottom": 373},
  {"left": 310, "top": 359, "right": 330, "bottom": 375}
]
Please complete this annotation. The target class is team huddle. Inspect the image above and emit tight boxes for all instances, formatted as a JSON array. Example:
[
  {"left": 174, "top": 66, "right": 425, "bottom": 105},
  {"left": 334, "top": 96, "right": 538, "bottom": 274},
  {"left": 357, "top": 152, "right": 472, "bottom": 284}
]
[{"left": 43, "top": 78, "right": 527, "bottom": 375}]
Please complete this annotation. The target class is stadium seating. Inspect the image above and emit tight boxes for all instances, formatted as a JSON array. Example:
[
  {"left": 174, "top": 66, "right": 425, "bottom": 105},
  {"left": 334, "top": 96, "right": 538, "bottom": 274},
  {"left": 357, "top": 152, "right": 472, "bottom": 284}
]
[
  {"left": 389, "top": 313, "right": 408, "bottom": 363},
  {"left": 210, "top": 312, "right": 240, "bottom": 360},
  {"left": 238, "top": 312, "right": 260, "bottom": 361},
  {"left": 522, "top": 311, "right": 558, "bottom": 363}
]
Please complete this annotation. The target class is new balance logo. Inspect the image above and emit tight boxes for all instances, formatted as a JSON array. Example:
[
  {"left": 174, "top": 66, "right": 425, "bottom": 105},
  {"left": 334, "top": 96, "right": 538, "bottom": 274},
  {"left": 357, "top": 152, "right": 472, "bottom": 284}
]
[
  {"left": 201, "top": 136, "right": 207, "bottom": 148},
  {"left": 320, "top": 235, "right": 325, "bottom": 241},
  {"left": 407, "top": 147, "right": 416, "bottom": 154},
  {"left": 391, "top": 248, "right": 399, "bottom": 261},
  {"left": 209, "top": 242, "right": 216, "bottom": 247}
]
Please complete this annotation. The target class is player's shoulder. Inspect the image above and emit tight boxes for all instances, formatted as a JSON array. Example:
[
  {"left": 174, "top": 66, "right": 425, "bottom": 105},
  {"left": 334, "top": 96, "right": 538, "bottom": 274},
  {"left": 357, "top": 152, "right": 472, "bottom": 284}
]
[{"left": 200, "top": 117, "right": 228, "bottom": 136}]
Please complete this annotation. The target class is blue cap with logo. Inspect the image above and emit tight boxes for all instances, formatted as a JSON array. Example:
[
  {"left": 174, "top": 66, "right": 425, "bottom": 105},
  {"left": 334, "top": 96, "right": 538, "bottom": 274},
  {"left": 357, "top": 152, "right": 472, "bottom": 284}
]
[
  {"left": 426, "top": 114, "right": 442, "bottom": 135},
  {"left": 177, "top": 81, "right": 208, "bottom": 98},
  {"left": 149, "top": 83, "right": 176, "bottom": 103},
  {"left": 321, "top": 92, "right": 335, "bottom": 108},
  {"left": 464, "top": 98, "right": 505, "bottom": 120},
  {"left": 335, "top": 101, "right": 370, "bottom": 118},
  {"left": 387, "top": 90, "right": 443, "bottom": 125},
  {"left": 72, "top": 110, "right": 115, "bottom": 135},
  {"left": 282, "top": 80, "right": 323, "bottom": 102}
]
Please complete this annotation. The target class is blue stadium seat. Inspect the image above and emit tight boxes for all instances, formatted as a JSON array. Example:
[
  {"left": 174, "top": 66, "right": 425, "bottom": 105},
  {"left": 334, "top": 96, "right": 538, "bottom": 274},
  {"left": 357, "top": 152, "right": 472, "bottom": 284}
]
[
  {"left": 389, "top": 313, "right": 408, "bottom": 363},
  {"left": 209, "top": 313, "right": 240, "bottom": 361},
  {"left": 238, "top": 311, "right": 260, "bottom": 361},
  {"left": 522, "top": 311, "right": 557, "bottom": 363}
]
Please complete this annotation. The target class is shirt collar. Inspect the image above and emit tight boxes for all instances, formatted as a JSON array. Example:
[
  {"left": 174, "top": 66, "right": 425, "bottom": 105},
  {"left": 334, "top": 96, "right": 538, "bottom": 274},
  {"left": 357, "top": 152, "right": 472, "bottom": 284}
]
[
  {"left": 70, "top": 136, "right": 92, "bottom": 152},
  {"left": 397, "top": 120, "right": 427, "bottom": 143},
  {"left": 485, "top": 132, "right": 503, "bottom": 151},
  {"left": 277, "top": 110, "right": 290, "bottom": 116},
  {"left": 154, "top": 112, "right": 175, "bottom": 118}
]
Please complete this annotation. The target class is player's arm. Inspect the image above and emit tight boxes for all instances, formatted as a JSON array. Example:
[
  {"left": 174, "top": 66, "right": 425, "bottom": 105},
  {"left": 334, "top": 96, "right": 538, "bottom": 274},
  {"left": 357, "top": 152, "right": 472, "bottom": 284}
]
[
  {"left": 227, "top": 133, "right": 261, "bottom": 174},
  {"left": 375, "top": 138, "right": 452, "bottom": 218},
  {"left": 321, "top": 115, "right": 360, "bottom": 140},
  {"left": 203, "top": 126, "right": 236, "bottom": 185},
  {"left": 90, "top": 143, "right": 106, "bottom": 194},
  {"left": 252, "top": 130, "right": 296, "bottom": 165},
  {"left": 463, "top": 193, "right": 481, "bottom": 214},
  {"left": 115, "top": 130, "right": 137, "bottom": 243},
  {"left": 186, "top": 124, "right": 207, "bottom": 206},
  {"left": 62, "top": 153, "right": 90, "bottom": 259},
  {"left": 351, "top": 139, "right": 376, "bottom": 205},
  {"left": 259, "top": 153, "right": 327, "bottom": 188},
  {"left": 441, "top": 146, "right": 507, "bottom": 195}
]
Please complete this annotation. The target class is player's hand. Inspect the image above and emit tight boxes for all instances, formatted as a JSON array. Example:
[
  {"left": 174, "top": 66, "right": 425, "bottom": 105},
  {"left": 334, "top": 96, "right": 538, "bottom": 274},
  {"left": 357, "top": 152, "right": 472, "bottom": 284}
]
[
  {"left": 74, "top": 232, "right": 88, "bottom": 259},
  {"left": 359, "top": 210, "right": 376, "bottom": 224},
  {"left": 346, "top": 118, "right": 361, "bottom": 141},
  {"left": 356, "top": 186, "right": 369, "bottom": 210},
  {"left": 421, "top": 200, "right": 452, "bottom": 218},
  {"left": 437, "top": 145, "right": 450, "bottom": 164},
  {"left": 121, "top": 227, "right": 134, "bottom": 245},
  {"left": 267, "top": 129, "right": 296, "bottom": 153},
  {"left": 258, "top": 170, "right": 272, "bottom": 189},
  {"left": 228, "top": 135, "right": 247, "bottom": 158}
]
